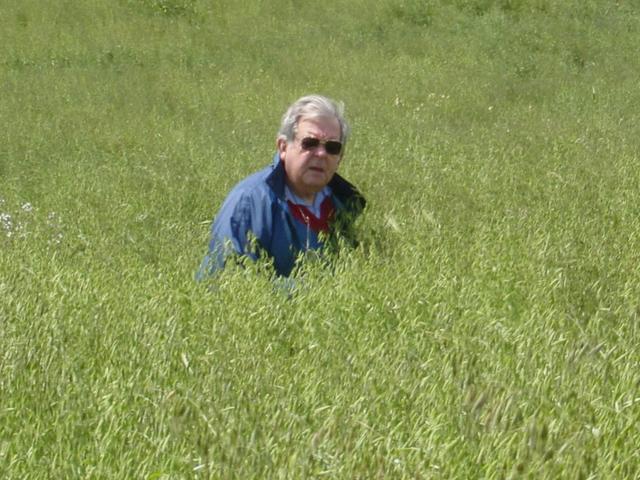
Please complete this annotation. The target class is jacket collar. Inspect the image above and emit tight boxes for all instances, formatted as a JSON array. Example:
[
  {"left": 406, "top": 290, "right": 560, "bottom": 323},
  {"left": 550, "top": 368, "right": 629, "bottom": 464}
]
[
  {"left": 266, "top": 153, "right": 288, "bottom": 200},
  {"left": 265, "top": 153, "right": 366, "bottom": 213}
]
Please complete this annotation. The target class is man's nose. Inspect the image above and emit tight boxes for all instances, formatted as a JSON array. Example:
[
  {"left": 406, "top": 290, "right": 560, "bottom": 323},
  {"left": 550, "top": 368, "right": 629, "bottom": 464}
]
[{"left": 313, "top": 144, "right": 329, "bottom": 156}]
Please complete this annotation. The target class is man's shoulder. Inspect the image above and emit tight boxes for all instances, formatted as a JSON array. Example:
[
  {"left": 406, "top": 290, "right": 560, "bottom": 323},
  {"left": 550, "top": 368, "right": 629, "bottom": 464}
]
[
  {"left": 226, "top": 165, "right": 275, "bottom": 201},
  {"left": 329, "top": 173, "right": 366, "bottom": 216},
  {"left": 213, "top": 165, "right": 277, "bottom": 230}
]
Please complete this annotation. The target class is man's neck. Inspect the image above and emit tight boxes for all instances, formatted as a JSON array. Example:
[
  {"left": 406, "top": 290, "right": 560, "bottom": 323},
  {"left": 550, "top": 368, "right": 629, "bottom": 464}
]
[{"left": 285, "top": 183, "right": 316, "bottom": 205}]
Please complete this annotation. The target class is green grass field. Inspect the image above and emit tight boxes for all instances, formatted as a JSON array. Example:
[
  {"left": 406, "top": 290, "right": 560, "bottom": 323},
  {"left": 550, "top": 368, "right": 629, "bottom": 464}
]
[{"left": 2, "top": 0, "right": 640, "bottom": 477}]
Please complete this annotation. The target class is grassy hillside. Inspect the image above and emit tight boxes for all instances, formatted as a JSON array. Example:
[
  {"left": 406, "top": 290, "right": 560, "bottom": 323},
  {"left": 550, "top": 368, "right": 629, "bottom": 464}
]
[{"left": 1, "top": 0, "right": 639, "bottom": 477}]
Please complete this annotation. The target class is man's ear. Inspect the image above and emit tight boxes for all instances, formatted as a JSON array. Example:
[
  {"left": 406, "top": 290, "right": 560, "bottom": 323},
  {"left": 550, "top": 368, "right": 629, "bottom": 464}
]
[{"left": 276, "top": 137, "right": 288, "bottom": 160}]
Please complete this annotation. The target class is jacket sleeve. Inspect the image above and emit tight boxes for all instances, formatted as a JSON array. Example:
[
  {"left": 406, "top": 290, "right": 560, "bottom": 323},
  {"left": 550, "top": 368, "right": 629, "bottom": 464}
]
[{"left": 196, "top": 191, "right": 267, "bottom": 280}]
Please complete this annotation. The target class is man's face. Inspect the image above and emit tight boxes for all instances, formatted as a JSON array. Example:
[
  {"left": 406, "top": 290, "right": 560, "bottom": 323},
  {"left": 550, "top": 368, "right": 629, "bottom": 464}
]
[{"left": 277, "top": 116, "right": 342, "bottom": 202}]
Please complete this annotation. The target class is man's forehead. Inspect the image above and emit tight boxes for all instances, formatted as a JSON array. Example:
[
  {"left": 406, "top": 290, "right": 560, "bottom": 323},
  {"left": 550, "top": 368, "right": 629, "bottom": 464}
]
[{"left": 296, "top": 116, "right": 341, "bottom": 138}]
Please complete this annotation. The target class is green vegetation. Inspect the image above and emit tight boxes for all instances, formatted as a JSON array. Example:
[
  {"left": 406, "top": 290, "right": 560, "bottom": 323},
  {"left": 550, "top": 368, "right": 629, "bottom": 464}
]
[{"left": 2, "top": 0, "right": 639, "bottom": 477}]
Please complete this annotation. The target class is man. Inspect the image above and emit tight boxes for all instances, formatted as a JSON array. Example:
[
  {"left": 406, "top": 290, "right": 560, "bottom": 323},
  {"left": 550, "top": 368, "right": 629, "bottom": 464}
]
[{"left": 197, "top": 94, "right": 365, "bottom": 279}]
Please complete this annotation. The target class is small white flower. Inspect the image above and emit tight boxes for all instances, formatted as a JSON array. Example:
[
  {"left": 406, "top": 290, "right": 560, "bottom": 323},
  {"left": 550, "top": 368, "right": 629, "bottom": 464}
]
[
  {"left": 585, "top": 424, "right": 602, "bottom": 438},
  {"left": 1, "top": 212, "right": 12, "bottom": 231},
  {"left": 48, "top": 232, "right": 63, "bottom": 245},
  {"left": 21, "top": 202, "right": 33, "bottom": 212}
]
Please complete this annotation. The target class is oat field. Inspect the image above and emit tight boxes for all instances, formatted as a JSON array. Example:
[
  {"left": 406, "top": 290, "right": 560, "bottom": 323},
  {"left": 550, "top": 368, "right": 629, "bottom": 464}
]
[{"left": 2, "top": 0, "right": 640, "bottom": 478}]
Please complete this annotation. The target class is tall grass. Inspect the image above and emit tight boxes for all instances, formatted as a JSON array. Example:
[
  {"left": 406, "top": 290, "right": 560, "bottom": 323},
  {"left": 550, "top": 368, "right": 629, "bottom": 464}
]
[{"left": 2, "top": 0, "right": 639, "bottom": 477}]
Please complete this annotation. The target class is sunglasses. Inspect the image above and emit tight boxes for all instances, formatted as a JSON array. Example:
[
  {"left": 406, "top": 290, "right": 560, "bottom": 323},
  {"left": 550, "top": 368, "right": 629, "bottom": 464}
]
[{"left": 299, "top": 137, "right": 343, "bottom": 155}]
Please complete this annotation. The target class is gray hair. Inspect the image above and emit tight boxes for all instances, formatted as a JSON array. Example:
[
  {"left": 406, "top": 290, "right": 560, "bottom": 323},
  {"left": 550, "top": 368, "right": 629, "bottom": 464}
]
[{"left": 277, "top": 94, "right": 350, "bottom": 145}]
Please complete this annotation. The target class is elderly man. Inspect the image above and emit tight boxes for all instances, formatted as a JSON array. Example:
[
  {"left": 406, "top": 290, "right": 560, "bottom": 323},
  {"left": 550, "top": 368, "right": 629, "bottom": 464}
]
[{"left": 197, "top": 94, "right": 365, "bottom": 279}]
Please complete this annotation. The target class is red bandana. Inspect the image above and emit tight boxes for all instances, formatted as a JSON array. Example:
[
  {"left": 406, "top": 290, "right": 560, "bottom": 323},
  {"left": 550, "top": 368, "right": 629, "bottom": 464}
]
[{"left": 287, "top": 196, "right": 335, "bottom": 233}]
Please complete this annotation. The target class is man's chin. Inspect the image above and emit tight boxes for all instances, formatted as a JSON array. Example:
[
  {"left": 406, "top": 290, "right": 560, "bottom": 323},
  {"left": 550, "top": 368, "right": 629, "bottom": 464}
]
[{"left": 303, "top": 172, "right": 328, "bottom": 186}]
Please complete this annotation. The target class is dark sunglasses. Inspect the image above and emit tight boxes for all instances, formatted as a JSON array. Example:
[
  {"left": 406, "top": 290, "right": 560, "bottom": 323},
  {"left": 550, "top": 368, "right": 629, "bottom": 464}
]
[{"left": 299, "top": 137, "right": 343, "bottom": 155}]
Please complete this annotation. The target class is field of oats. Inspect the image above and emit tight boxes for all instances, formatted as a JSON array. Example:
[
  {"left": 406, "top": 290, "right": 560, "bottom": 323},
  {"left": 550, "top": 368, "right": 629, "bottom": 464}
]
[{"left": 2, "top": 0, "right": 640, "bottom": 477}]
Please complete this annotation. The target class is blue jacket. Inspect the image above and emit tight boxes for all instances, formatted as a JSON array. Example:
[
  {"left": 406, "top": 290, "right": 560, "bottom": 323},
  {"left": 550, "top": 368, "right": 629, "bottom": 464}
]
[{"left": 197, "top": 153, "right": 365, "bottom": 278}]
